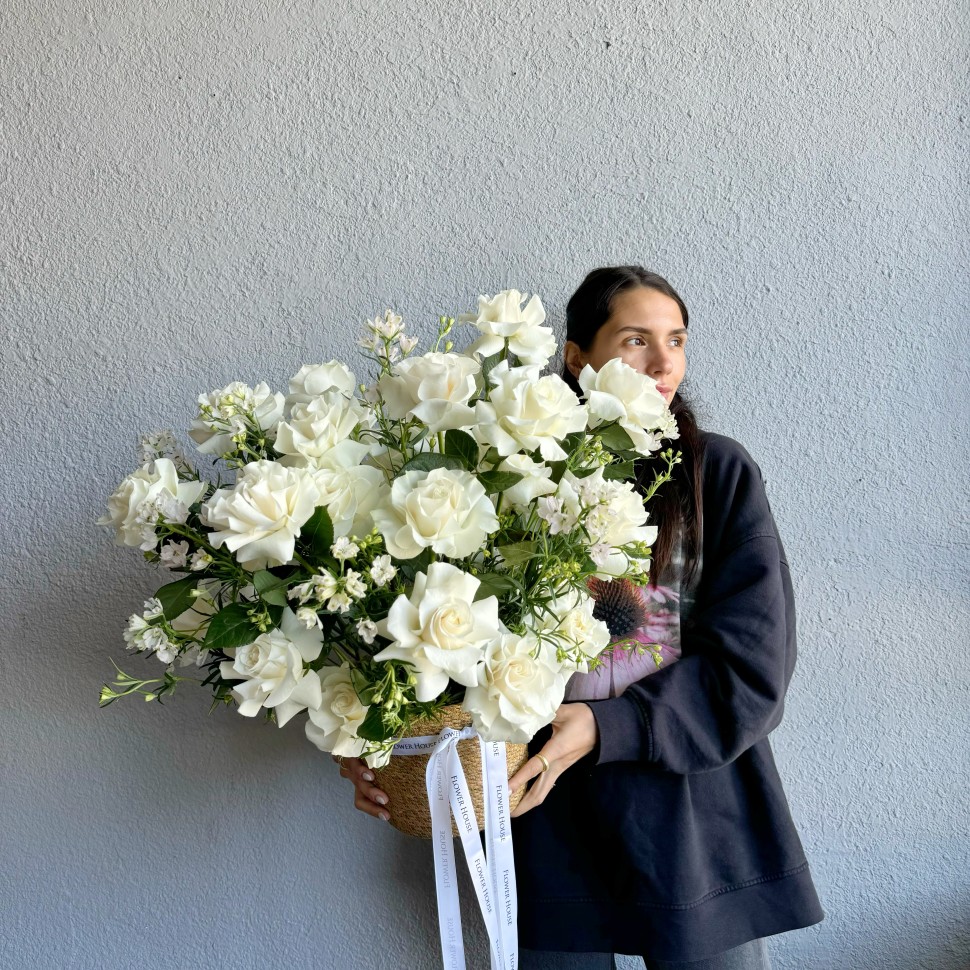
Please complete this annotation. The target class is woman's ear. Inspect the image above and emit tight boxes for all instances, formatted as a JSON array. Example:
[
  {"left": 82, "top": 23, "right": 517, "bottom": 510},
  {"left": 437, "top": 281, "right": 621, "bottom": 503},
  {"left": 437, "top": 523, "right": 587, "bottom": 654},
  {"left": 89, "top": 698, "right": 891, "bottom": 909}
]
[{"left": 563, "top": 340, "right": 586, "bottom": 379}]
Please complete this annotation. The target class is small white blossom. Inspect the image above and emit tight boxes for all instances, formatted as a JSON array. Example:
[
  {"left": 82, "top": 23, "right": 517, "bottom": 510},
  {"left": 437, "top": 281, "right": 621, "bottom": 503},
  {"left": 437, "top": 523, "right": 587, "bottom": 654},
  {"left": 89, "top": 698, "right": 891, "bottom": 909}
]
[
  {"left": 189, "top": 549, "right": 214, "bottom": 571},
  {"left": 369, "top": 555, "right": 397, "bottom": 587},
  {"left": 296, "top": 606, "right": 323, "bottom": 630},
  {"left": 398, "top": 334, "right": 419, "bottom": 354},
  {"left": 331, "top": 537, "right": 360, "bottom": 560},
  {"left": 327, "top": 592, "right": 353, "bottom": 614},
  {"left": 344, "top": 570, "right": 367, "bottom": 599},
  {"left": 589, "top": 542, "right": 612, "bottom": 566},
  {"left": 367, "top": 309, "right": 404, "bottom": 339},
  {"left": 356, "top": 619, "right": 378, "bottom": 644},
  {"left": 159, "top": 540, "right": 190, "bottom": 568},
  {"left": 143, "top": 597, "right": 164, "bottom": 620}
]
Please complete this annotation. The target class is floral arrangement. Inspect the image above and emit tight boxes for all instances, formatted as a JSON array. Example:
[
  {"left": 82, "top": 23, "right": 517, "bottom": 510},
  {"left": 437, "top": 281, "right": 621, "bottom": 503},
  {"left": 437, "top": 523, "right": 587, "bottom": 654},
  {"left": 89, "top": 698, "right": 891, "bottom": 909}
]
[{"left": 97, "top": 290, "right": 680, "bottom": 766}]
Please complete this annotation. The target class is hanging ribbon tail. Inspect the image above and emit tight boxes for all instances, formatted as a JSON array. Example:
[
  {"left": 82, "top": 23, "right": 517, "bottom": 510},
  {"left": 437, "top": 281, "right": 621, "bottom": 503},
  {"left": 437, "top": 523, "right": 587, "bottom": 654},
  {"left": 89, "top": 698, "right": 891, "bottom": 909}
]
[{"left": 395, "top": 727, "right": 519, "bottom": 970}]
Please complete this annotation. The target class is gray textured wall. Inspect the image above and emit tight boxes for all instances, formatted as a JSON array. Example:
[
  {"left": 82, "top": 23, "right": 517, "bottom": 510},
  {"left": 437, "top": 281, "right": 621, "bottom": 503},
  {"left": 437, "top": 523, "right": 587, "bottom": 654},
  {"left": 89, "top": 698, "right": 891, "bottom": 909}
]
[{"left": 2, "top": 1, "right": 967, "bottom": 968}]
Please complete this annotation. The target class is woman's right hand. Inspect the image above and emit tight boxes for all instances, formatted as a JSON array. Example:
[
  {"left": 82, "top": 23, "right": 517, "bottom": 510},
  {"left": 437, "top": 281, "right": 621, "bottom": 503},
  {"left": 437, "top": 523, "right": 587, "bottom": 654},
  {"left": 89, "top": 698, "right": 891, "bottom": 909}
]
[{"left": 334, "top": 755, "right": 391, "bottom": 822}]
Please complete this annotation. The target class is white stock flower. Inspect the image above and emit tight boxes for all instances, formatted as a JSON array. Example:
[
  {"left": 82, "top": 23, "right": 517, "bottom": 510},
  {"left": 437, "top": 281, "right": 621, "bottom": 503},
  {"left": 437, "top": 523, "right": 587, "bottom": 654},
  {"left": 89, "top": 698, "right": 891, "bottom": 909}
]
[
  {"left": 331, "top": 537, "right": 359, "bottom": 560},
  {"left": 97, "top": 459, "right": 207, "bottom": 550},
  {"left": 578, "top": 359, "right": 674, "bottom": 455},
  {"left": 159, "top": 540, "right": 190, "bottom": 568},
  {"left": 527, "top": 590, "right": 611, "bottom": 672},
  {"left": 296, "top": 606, "right": 323, "bottom": 630},
  {"left": 475, "top": 362, "right": 587, "bottom": 461},
  {"left": 372, "top": 468, "right": 499, "bottom": 560},
  {"left": 356, "top": 619, "right": 378, "bottom": 644},
  {"left": 377, "top": 352, "right": 480, "bottom": 432},
  {"left": 189, "top": 382, "right": 285, "bottom": 458},
  {"left": 369, "top": 555, "right": 397, "bottom": 587},
  {"left": 463, "top": 633, "right": 567, "bottom": 742},
  {"left": 463, "top": 290, "right": 557, "bottom": 366},
  {"left": 189, "top": 549, "right": 214, "bottom": 571},
  {"left": 202, "top": 460, "right": 320, "bottom": 569},
  {"left": 219, "top": 608, "right": 324, "bottom": 726},
  {"left": 286, "top": 362, "right": 358, "bottom": 408},
  {"left": 497, "top": 454, "right": 557, "bottom": 508},
  {"left": 374, "top": 562, "right": 501, "bottom": 702},
  {"left": 305, "top": 664, "right": 369, "bottom": 758}
]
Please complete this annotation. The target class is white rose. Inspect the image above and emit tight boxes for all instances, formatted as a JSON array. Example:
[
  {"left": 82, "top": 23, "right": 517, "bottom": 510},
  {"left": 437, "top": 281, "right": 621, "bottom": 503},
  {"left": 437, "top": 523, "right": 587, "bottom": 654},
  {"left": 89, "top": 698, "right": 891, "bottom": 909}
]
[
  {"left": 526, "top": 590, "right": 611, "bottom": 672},
  {"left": 373, "top": 562, "right": 501, "bottom": 702},
  {"left": 189, "top": 382, "right": 285, "bottom": 457},
  {"left": 463, "top": 290, "right": 557, "bottom": 367},
  {"left": 377, "top": 352, "right": 480, "bottom": 432},
  {"left": 219, "top": 608, "right": 324, "bottom": 726},
  {"left": 578, "top": 358, "right": 674, "bottom": 455},
  {"left": 308, "top": 461, "right": 388, "bottom": 539},
  {"left": 497, "top": 454, "right": 557, "bottom": 509},
  {"left": 97, "top": 458, "right": 207, "bottom": 550},
  {"left": 274, "top": 396, "right": 369, "bottom": 464},
  {"left": 371, "top": 467, "right": 499, "bottom": 560},
  {"left": 287, "top": 361, "right": 358, "bottom": 408},
  {"left": 304, "top": 664, "right": 369, "bottom": 757},
  {"left": 462, "top": 633, "right": 567, "bottom": 742},
  {"left": 202, "top": 460, "right": 320, "bottom": 569},
  {"left": 475, "top": 362, "right": 587, "bottom": 461}
]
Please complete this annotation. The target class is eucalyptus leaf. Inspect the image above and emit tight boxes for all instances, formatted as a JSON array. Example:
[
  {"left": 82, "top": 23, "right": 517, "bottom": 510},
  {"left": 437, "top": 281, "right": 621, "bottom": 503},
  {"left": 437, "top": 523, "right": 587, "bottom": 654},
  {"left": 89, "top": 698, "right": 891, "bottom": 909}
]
[
  {"left": 203, "top": 603, "right": 261, "bottom": 652},
  {"left": 156, "top": 577, "right": 200, "bottom": 621}
]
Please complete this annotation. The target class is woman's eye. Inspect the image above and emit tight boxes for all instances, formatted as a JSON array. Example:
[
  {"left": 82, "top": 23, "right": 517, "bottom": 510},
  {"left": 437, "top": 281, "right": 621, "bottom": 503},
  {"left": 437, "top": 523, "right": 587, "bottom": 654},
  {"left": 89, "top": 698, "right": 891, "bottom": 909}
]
[{"left": 625, "top": 337, "right": 645, "bottom": 347}]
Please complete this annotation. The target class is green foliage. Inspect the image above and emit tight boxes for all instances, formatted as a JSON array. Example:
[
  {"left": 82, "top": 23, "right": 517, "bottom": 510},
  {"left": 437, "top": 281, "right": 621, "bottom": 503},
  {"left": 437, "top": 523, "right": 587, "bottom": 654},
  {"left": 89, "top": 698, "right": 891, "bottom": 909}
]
[
  {"left": 156, "top": 576, "right": 200, "bottom": 621},
  {"left": 300, "top": 506, "right": 335, "bottom": 559},
  {"left": 252, "top": 569, "right": 292, "bottom": 607},
  {"left": 398, "top": 452, "right": 467, "bottom": 474},
  {"left": 444, "top": 429, "right": 480, "bottom": 468},
  {"left": 203, "top": 603, "right": 262, "bottom": 652},
  {"left": 478, "top": 470, "right": 524, "bottom": 492}
]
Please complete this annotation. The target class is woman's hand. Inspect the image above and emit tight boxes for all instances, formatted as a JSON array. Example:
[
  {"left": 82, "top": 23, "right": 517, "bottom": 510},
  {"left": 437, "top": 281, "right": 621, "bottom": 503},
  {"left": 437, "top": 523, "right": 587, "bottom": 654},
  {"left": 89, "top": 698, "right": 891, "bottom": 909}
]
[
  {"left": 333, "top": 755, "right": 391, "bottom": 822},
  {"left": 508, "top": 702, "right": 598, "bottom": 817}
]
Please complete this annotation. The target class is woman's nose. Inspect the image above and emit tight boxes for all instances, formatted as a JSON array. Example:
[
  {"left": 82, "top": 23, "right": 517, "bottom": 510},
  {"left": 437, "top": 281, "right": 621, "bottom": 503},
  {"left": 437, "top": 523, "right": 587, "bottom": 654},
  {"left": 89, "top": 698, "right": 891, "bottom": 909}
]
[{"left": 645, "top": 350, "right": 673, "bottom": 377}]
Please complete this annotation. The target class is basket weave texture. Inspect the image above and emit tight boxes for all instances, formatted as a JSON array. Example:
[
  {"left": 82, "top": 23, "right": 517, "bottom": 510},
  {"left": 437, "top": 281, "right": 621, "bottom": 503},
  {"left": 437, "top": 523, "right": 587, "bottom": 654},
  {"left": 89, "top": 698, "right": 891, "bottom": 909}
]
[{"left": 372, "top": 704, "right": 529, "bottom": 839}]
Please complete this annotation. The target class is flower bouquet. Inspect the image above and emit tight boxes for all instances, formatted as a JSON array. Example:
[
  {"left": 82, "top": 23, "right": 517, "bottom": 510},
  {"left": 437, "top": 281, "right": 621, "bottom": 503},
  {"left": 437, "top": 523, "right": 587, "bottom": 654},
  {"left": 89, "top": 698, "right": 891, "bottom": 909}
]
[{"left": 97, "top": 289, "right": 680, "bottom": 837}]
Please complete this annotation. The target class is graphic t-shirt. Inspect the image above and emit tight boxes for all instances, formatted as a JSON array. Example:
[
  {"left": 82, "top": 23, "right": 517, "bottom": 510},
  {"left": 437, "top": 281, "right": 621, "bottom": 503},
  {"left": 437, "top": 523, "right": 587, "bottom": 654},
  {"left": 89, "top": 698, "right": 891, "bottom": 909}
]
[{"left": 565, "top": 531, "right": 698, "bottom": 701}]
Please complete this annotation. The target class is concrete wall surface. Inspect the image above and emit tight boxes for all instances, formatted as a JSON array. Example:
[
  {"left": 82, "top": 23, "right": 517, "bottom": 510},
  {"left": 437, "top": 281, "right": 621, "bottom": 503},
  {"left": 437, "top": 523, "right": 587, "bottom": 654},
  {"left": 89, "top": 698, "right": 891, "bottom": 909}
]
[{"left": 1, "top": 1, "right": 967, "bottom": 968}]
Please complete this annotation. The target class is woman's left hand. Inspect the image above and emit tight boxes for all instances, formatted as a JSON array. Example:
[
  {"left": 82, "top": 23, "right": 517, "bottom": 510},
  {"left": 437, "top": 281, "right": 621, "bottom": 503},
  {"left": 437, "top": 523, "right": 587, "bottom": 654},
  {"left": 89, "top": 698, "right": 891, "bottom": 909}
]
[{"left": 508, "top": 702, "right": 598, "bottom": 817}]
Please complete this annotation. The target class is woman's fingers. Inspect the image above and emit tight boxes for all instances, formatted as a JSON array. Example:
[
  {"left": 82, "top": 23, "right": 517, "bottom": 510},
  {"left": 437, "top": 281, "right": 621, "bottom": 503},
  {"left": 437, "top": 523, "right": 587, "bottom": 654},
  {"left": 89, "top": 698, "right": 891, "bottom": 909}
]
[
  {"left": 508, "top": 753, "right": 552, "bottom": 795},
  {"left": 334, "top": 755, "right": 391, "bottom": 821}
]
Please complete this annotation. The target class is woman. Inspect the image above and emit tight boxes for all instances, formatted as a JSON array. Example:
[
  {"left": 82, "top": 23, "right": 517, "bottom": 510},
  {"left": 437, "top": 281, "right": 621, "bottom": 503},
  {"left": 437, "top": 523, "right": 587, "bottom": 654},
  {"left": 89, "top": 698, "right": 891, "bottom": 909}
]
[{"left": 339, "top": 266, "right": 824, "bottom": 969}]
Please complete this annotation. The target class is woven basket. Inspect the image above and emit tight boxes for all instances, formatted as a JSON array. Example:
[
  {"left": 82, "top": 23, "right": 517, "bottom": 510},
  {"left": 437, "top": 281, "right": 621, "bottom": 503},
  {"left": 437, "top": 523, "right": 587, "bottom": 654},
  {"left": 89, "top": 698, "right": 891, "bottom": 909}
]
[{"left": 372, "top": 704, "right": 529, "bottom": 839}]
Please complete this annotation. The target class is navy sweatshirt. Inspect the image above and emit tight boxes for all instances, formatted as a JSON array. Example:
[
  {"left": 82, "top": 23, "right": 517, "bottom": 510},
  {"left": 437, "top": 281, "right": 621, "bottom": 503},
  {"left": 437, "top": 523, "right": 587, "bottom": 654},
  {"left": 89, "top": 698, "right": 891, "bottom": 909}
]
[{"left": 511, "top": 433, "right": 824, "bottom": 961}]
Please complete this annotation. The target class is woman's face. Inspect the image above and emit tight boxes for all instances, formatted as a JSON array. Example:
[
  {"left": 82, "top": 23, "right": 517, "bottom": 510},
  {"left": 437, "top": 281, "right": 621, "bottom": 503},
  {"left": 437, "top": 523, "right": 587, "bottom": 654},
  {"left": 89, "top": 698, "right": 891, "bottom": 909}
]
[{"left": 565, "top": 286, "right": 687, "bottom": 403}]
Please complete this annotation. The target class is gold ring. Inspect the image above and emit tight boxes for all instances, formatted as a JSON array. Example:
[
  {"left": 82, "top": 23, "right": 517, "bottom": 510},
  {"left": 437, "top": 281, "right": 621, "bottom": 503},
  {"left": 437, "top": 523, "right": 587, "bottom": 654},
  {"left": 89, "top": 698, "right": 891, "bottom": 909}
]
[{"left": 536, "top": 753, "right": 550, "bottom": 773}]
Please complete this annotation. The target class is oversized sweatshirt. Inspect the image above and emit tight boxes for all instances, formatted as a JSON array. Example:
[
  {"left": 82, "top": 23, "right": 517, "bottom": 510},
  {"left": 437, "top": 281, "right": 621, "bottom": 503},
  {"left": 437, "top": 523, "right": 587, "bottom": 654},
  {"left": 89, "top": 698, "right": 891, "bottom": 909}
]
[{"left": 511, "top": 432, "right": 824, "bottom": 961}]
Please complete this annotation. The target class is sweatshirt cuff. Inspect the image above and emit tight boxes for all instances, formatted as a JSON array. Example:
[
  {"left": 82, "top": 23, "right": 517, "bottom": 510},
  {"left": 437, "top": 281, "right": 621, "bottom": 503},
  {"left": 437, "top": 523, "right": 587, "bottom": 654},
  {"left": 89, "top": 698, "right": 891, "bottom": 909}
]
[{"left": 586, "top": 694, "right": 651, "bottom": 765}]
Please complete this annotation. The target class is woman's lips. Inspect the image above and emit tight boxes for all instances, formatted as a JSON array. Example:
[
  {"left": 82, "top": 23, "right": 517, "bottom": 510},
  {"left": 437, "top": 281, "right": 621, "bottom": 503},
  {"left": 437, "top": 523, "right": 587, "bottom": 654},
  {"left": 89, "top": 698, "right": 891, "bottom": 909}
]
[{"left": 656, "top": 384, "right": 672, "bottom": 397}]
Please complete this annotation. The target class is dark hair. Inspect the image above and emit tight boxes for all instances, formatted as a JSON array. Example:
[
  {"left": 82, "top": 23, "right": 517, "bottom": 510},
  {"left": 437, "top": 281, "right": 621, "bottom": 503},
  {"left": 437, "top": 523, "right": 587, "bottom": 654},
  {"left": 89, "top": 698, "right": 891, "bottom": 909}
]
[{"left": 561, "top": 266, "right": 704, "bottom": 586}]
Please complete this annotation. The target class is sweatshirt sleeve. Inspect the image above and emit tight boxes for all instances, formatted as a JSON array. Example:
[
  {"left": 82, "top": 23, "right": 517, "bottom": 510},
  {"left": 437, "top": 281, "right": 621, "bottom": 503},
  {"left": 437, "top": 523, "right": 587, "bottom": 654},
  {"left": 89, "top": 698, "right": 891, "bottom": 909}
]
[{"left": 586, "top": 436, "right": 797, "bottom": 774}]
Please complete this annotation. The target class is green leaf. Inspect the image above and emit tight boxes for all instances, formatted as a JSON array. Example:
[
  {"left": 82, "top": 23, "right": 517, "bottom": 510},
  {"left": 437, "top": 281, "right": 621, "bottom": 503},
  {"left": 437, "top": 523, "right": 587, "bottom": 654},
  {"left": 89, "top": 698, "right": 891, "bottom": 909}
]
[
  {"left": 474, "top": 572, "right": 519, "bottom": 599},
  {"left": 444, "top": 429, "right": 480, "bottom": 469},
  {"left": 300, "top": 506, "right": 334, "bottom": 558},
  {"left": 156, "top": 577, "right": 200, "bottom": 621},
  {"left": 479, "top": 351, "right": 504, "bottom": 383},
  {"left": 596, "top": 423, "right": 636, "bottom": 453},
  {"left": 252, "top": 569, "right": 291, "bottom": 607},
  {"left": 603, "top": 459, "right": 638, "bottom": 481},
  {"left": 398, "top": 452, "right": 466, "bottom": 474},
  {"left": 496, "top": 541, "right": 538, "bottom": 566},
  {"left": 203, "top": 603, "right": 261, "bottom": 652},
  {"left": 561, "top": 431, "right": 585, "bottom": 457},
  {"left": 356, "top": 704, "right": 389, "bottom": 743},
  {"left": 478, "top": 470, "right": 524, "bottom": 492},
  {"left": 547, "top": 460, "right": 567, "bottom": 484}
]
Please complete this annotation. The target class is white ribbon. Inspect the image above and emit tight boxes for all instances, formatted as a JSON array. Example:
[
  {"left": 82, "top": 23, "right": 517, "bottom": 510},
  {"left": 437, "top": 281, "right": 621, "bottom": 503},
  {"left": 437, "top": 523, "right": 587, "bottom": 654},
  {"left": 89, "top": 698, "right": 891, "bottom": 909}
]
[{"left": 392, "top": 726, "right": 518, "bottom": 970}]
